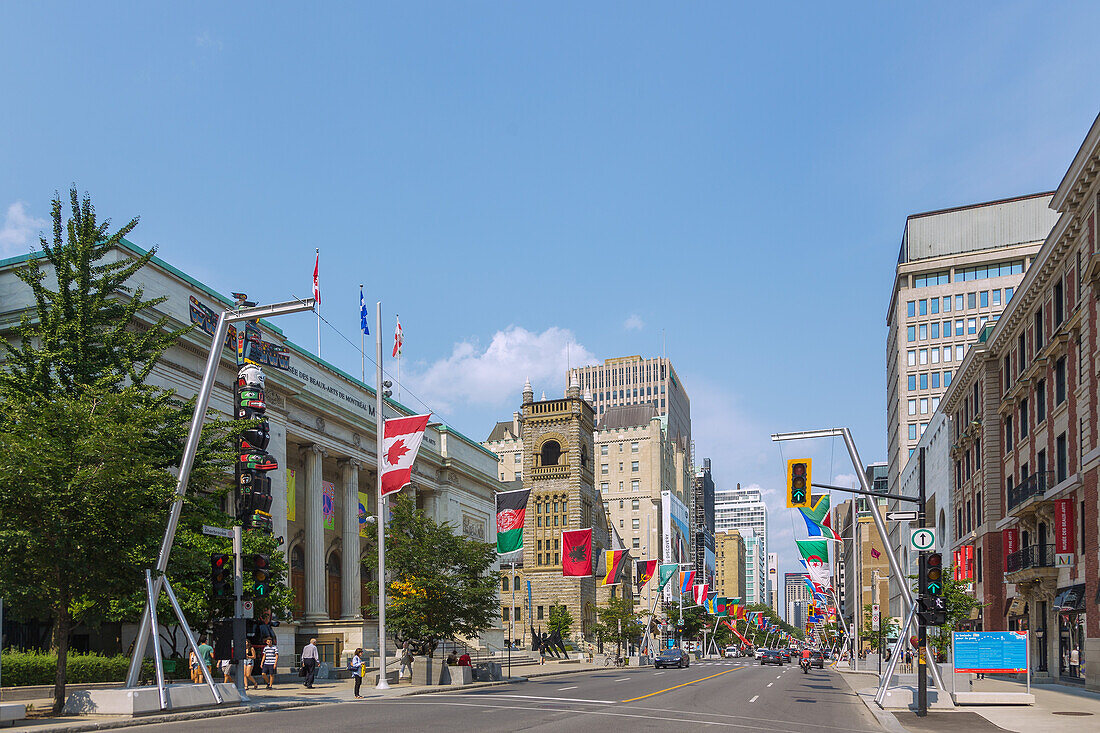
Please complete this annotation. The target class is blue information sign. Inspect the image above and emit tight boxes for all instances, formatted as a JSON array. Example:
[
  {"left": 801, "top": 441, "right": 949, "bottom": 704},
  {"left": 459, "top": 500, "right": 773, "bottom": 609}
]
[{"left": 953, "top": 631, "right": 1027, "bottom": 673}]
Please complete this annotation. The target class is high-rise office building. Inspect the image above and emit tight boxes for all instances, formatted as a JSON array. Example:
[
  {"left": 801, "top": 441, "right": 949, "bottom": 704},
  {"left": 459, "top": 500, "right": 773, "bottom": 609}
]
[
  {"left": 691, "top": 458, "right": 716, "bottom": 585},
  {"left": 767, "top": 552, "right": 780, "bottom": 614},
  {"left": 715, "top": 530, "right": 746, "bottom": 602},
  {"left": 569, "top": 356, "right": 691, "bottom": 445},
  {"left": 741, "top": 528, "right": 766, "bottom": 606},
  {"left": 785, "top": 572, "right": 812, "bottom": 628},
  {"left": 886, "top": 194, "right": 1057, "bottom": 500},
  {"left": 714, "top": 483, "right": 768, "bottom": 600}
]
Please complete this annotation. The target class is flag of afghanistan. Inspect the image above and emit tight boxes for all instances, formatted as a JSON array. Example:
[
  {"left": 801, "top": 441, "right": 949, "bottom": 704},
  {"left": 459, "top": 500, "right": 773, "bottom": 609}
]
[{"left": 496, "top": 487, "right": 531, "bottom": 555}]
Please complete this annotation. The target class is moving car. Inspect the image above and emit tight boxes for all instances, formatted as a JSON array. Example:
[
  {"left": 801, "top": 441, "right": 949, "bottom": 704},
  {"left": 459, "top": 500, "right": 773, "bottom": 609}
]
[
  {"left": 810, "top": 651, "right": 825, "bottom": 669},
  {"left": 754, "top": 648, "right": 766, "bottom": 660},
  {"left": 655, "top": 648, "right": 691, "bottom": 669},
  {"left": 724, "top": 646, "right": 738, "bottom": 659},
  {"left": 760, "top": 649, "right": 784, "bottom": 666},
  {"left": 779, "top": 649, "right": 791, "bottom": 662}
]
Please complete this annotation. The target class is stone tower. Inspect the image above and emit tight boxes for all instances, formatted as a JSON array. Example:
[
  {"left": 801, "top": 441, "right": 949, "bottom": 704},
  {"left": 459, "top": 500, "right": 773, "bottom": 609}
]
[{"left": 506, "top": 376, "right": 621, "bottom": 644}]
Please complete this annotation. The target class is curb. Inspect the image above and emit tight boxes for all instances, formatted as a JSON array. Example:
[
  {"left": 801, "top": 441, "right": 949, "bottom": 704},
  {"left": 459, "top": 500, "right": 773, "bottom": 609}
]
[
  {"left": 10, "top": 700, "right": 320, "bottom": 733},
  {"left": 838, "top": 673, "right": 909, "bottom": 733}
]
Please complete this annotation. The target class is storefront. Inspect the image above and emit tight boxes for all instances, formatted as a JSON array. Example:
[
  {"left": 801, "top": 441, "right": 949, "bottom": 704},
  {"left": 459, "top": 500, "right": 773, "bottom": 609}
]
[{"left": 1056, "top": 585, "right": 1086, "bottom": 682}]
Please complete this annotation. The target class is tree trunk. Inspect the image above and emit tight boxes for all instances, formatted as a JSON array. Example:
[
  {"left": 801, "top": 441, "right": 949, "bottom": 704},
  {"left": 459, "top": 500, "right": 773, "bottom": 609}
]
[{"left": 52, "top": 600, "right": 71, "bottom": 715}]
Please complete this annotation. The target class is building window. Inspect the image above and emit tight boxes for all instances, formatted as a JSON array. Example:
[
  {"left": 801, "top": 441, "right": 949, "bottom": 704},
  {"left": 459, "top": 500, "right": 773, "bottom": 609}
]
[
  {"left": 631, "top": 480, "right": 639, "bottom": 492},
  {"left": 1035, "top": 308, "right": 1044, "bottom": 353},
  {"left": 931, "top": 347, "right": 940, "bottom": 364},
  {"left": 956, "top": 345, "right": 965, "bottom": 361},
  {"left": 919, "top": 324, "right": 927, "bottom": 340},
  {"left": 908, "top": 400, "right": 916, "bottom": 416},
  {"left": 908, "top": 350, "right": 916, "bottom": 366},
  {"left": 955, "top": 319, "right": 964, "bottom": 336},
  {"left": 601, "top": 464, "right": 608, "bottom": 475},
  {"left": 601, "top": 482, "right": 609, "bottom": 491},
  {"left": 980, "top": 291, "right": 989, "bottom": 308},
  {"left": 1004, "top": 415, "right": 1013, "bottom": 448},
  {"left": 908, "top": 375, "right": 916, "bottom": 391},
  {"left": 631, "top": 442, "right": 639, "bottom": 453},
  {"left": 920, "top": 398, "right": 928, "bottom": 414},
  {"left": 1005, "top": 286, "right": 1014, "bottom": 302},
  {"left": 1019, "top": 398, "right": 1028, "bottom": 439},
  {"left": 943, "top": 347, "right": 952, "bottom": 363},
  {"left": 915, "top": 271, "right": 950, "bottom": 287},
  {"left": 944, "top": 371, "right": 952, "bottom": 386},
  {"left": 619, "top": 499, "right": 624, "bottom": 509},
  {"left": 1054, "top": 279, "right": 1064, "bottom": 327},
  {"left": 537, "top": 605, "right": 544, "bottom": 620},
  {"left": 631, "top": 498, "right": 639, "bottom": 510},
  {"left": 955, "top": 294, "right": 964, "bottom": 311},
  {"left": 967, "top": 318, "right": 976, "bottom": 334},
  {"left": 992, "top": 289, "right": 1001, "bottom": 306},
  {"left": 943, "top": 295, "right": 951, "bottom": 312},
  {"left": 1056, "top": 433, "right": 1068, "bottom": 483},
  {"left": 601, "top": 445, "right": 608, "bottom": 455},
  {"left": 931, "top": 373, "right": 940, "bottom": 389},
  {"left": 632, "top": 537, "right": 640, "bottom": 549},
  {"left": 631, "top": 461, "right": 639, "bottom": 472},
  {"left": 1036, "top": 379, "right": 1046, "bottom": 422},
  {"left": 919, "top": 299, "right": 928, "bottom": 315},
  {"left": 1055, "top": 357, "right": 1066, "bottom": 405},
  {"left": 931, "top": 322, "right": 940, "bottom": 339},
  {"left": 907, "top": 326, "right": 916, "bottom": 342},
  {"left": 968, "top": 292, "right": 976, "bottom": 309},
  {"left": 932, "top": 396, "right": 940, "bottom": 411},
  {"left": 632, "top": 519, "right": 640, "bottom": 530},
  {"left": 920, "top": 349, "right": 928, "bottom": 365},
  {"left": 919, "top": 373, "right": 928, "bottom": 390},
  {"left": 908, "top": 424, "right": 917, "bottom": 440}
]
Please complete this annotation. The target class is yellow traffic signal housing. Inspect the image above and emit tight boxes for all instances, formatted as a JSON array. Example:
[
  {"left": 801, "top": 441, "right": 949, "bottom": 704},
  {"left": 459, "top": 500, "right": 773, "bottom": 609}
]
[{"left": 787, "top": 459, "right": 811, "bottom": 508}]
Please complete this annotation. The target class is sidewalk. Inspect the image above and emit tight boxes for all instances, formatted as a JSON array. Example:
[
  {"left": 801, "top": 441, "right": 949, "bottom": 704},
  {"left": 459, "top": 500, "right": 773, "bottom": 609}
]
[
  {"left": 840, "top": 670, "right": 1100, "bottom": 733},
  {"left": 3, "top": 660, "right": 602, "bottom": 733}
]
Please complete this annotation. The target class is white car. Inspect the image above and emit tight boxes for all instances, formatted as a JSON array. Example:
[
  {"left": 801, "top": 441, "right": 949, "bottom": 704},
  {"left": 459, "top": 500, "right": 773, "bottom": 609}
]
[
  {"left": 754, "top": 648, "right": 766, "bottom": 660},
  {"left": 724, "top": 646, "right": 738, "bottom": 658}
]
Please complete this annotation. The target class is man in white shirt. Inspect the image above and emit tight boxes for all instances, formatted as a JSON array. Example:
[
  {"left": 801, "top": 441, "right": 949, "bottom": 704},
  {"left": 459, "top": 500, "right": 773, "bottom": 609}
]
[{"left": 301, "top": 638, "right": 320, "bottom": 688}]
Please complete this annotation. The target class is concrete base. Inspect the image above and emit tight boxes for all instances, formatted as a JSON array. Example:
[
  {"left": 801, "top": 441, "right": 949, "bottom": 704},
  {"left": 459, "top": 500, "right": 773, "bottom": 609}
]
[
  {"left": 952, "top": 691, "right": 1034, "bottom": 705},
  {"left": 448, "top": 665, "right": 473, "bottom": 686},
  {"left": 879, "top": 685, "right": 955, "bottom": 711},
  {"left": 0, "top": 703, "right": 27, "bottom": 727},
  {"left": 63, "top": 683, "right": 243, "bottom": 717},
  {"left": 373, "top": 670, "right": 398, "bottom": 685},
  {"left": 408, "top": 657, "right": 439, "bottom": 686}
]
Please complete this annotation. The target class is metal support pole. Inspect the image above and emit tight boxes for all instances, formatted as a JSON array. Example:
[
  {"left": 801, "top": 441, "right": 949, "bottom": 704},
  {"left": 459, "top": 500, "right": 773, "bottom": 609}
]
[
  {"left": 232, "top": 526, "right": 245, "bottom": 696},
  {"left": 375, "top": 303, "right": 389, "bottom": 690},
  {"left": 162, "top": 576, "right": 222, "bottom": 704},
  {"left": 917, "top": 447, "right": 928, "bottom": 717},
  {"left": 508, "top": 562, "right": 514, "bottom": 679},
  {"left": 875, "top": 604, "right": 916, "bottom": 706},
  {"left": 145, "top": 571, "right": 167, "bottom": 710},
  {"left": 126, "top": 298, "right": 314, "bottom": 688}
]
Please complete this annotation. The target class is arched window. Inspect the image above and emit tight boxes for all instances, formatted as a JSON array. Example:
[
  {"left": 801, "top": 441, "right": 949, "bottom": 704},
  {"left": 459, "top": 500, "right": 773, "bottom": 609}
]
[
  {"left": 502, "top": 575, "right": 510, "bottom": 592},
  {"left": 540, "top": 440, "right": 562, "bottom": 466}
]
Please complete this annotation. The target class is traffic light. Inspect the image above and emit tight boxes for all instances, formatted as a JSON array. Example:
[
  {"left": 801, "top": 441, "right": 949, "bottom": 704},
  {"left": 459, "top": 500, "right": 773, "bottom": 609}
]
[
  {"left": 786, "top": 459, "right": 811, "bottom": 508},
  {"left": 247, "top": 553, "right": 271, "bottom": 598},
  {"left": 918, "top": 596, "right": 948, "bottom": 626},
  {"left": 924, "top": 552, "right": 944, "bottom": 596},
  {"left": 211, "top": 553, "right": 231, "bottom": 598}
]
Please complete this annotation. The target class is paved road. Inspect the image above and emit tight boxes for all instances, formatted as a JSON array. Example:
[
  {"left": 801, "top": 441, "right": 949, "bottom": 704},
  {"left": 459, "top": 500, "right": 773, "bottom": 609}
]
[{"left": 126, "top": 660, "right": 886, "bottom": 732}]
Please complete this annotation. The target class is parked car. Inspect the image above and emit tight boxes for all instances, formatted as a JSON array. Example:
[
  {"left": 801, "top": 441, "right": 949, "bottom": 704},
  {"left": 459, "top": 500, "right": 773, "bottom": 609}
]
[
  {"left": 655, "top": 648, "right": 691, "bottom": 669},
  {"left": 724, "top": 646, "right": 738, "bottom": 658},
  {"left": 760, "top": 649, "right": 784, "bottom": 666},
  {"left": 810, "top": 651, "right": 825, "bottom": 669}
]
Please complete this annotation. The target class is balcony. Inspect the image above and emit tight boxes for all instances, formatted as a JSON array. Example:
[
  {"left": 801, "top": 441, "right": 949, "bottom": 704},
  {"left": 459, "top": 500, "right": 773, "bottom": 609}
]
[
  {"left": 1005, "top": 544, "right": 1055, "bottom": 573},
  {"left": 1006, "top": 470, "right": 1055, "bottom": 513},
  {"left": 531, "top": 464, "right": 569, "bottom": 480}
]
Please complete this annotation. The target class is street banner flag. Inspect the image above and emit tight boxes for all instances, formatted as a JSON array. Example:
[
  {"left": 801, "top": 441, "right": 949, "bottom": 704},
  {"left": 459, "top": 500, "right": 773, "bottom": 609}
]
[
  {"left": 599, "top": 549, "right": 627, "bottom": 586},
  {"left": 393, "top": 315, "right": 403, "bottom": 358},
  {"left": 358, "top": 491, "right": 371, "bottom": 537},
  {"left": 495, "top": 487, "right": 531, "bottom": 562},
  {"left": 796, "top": 539, "right": 830, "bottom": 564},
  {"left": 679, "top": 569, "right": 696, "bottom": 595},
  {"left": 870, "top": 547, "right": 881, "bottom": 559},
  {"left": 312, "top": 250, "right": 321, "bottom": 304},
  {"left": 705, "top": 595, "right": 728, "bottom": 616},
  {"left": 715, "top": 597, "right": 728, "bottom": 616},
  {"left": 562, "top": 528, "right": 593, "bottom": 576},
  {"left": 359, "top": 286, "right": 369, "bottom": 335},
  {"left": 636, "top": 559, "right": 658, "bottom": 588},
  {"left": 692, "top": 583, "right": 709, "bottom": 606},
  {"left": 380, "top": 414, "right": 431, "bottom": 496},
  {"left": 658, "top": 563, "right": 678, "bottom": 591},
  {"left": 800, "top": 494, "right": 842, "bottom": 541}
]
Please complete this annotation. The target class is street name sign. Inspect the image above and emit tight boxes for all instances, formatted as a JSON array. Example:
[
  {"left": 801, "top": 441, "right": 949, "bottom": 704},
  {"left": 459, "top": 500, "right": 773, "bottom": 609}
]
[
  {"left": 910, "top": 527, "right": 936, "bottom": 551},
  {"left": 886, "top": 511, "right": 918, "bottom": 522},
  {"left": 202, "top": 525, "right": 233, "bottom": 539}
]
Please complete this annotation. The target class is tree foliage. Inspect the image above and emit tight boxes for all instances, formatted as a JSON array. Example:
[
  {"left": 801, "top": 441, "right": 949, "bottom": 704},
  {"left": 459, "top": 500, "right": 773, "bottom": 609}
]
[
  {"left": 861, "top": 603, "right": 900, "bottom": 651},
  {"left": 0, "top": 190, "right": 239, "bottom": 713},
  {"left": 547, "top": 604, "right": 573, "bottom": 638},
  {"left": 593, "top": 596, "right": 644, "bottom": 654},
  {"left": 926, "top": 565, "right": 984, "bottom": 656},
  {"left": 663, "top": 600, "right": 707, "bottom": 639},
  {"left": 363, "top": 495, "right": 498, "bottom": 656}
]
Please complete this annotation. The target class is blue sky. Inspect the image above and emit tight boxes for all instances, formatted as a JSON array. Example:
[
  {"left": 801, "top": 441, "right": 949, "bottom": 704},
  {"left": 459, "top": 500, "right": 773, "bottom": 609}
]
[{"left": 3, "top": 2, "right": 1100, "bottom": 605}]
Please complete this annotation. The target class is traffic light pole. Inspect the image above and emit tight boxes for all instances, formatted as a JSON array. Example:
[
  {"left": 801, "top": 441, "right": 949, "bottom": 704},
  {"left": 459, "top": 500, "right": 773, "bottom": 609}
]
[
  {"left": 232, "top": 526, "right": 246, "bottom": 696},
  {"left": 917, "top": 447, "right": 928, "bottom": 717},
  {"left": 126, "top": 298, "right": 315, "bottom": 689}
]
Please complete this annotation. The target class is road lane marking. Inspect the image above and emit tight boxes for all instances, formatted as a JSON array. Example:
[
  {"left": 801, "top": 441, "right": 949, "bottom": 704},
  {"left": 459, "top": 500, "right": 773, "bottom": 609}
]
[
  {"left": 614, "top": 677, "right": 630, "bottom": 682},
  {"left": 620, "top": 668, "right": 737, "bottom": 703},
  {"left": 776, "top": 675, "right": 781, "bottom": 679},
  {"left": 465, "top": 694, "right": 612, "bottom": 704},
  {"left": 559, "top": 686, "right": 578, "bottom": 690},
  {"left": 653, "top": 671, "right": 664, "bottom": 675},
  {"left": 749, "top": 695, "right": 758, "bottom": 702},
  {"left": 766, "top": 683, "right": 773, "bottom": 687}
]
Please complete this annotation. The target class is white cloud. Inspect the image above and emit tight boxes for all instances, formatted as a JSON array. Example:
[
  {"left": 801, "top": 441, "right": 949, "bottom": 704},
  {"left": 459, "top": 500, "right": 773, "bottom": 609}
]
[
  {"left": 623, "top": 314, "right": 644, "bottom": 331},
  {"left": 0, "top": 202, "right": 47, "bottom": 257},
  {"left": 832, "top": 473, "right": 860, "bottom": 489},
  {"left": 407, "top": 326, "right": 596, "bottom": 414}
]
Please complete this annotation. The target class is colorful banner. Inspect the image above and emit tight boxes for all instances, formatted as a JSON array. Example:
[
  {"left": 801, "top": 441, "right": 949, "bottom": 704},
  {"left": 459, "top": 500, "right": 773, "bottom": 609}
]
[
  {"left": 636, "top": 559, "right": 658, "bottom": 588},
  {"left": 1003, "top": 527, "right": 1019, "bottom": 570},
  {"left": 953, "top": 549, "right": 962, "bottom": 581},
  {"left": 358, "top": 491, "right": 370, "bottom": 537},
  {"left": 658, "top": 563, "right": 678, "bottom": 591},
  {"left": 322, "top": 480, "right": 335, "bottom": 530},
  {"left": 495, "top": 487, "right": 531, "bottom": 561},
  {"left": 962, "top": 544, "right": 974, "bottom": 580},
  {"left": 1054, "top": 499, "right": 1075, "bottom": 553},
  {"left": 562, "top": 528, "right": 593, "bottom": 576},
  {"left": 600, "top": 550, "right": 627, "bottom": 586},
  {"left": 287, "top": 468, "right": 297, "bottom": 522}
]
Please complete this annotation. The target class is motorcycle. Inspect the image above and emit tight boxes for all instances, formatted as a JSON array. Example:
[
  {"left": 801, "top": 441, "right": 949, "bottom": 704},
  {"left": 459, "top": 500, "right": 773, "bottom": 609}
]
[{"left": 800, "top": 657, "right": 810, "bottom": 674}]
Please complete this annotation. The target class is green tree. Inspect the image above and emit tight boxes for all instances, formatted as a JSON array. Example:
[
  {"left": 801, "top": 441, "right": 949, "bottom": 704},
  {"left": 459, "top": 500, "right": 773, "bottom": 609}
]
[
  {"left": 363, "top": 495, "right": 498, "bottom": 656},
  {"left": 547, "top": 605, "right": 573, "bottom": 638},
  {"left": 862, "top": 604, "right": 900, "bottom": 652},
  {"left": 593, "top": 597, "right": 644, "bottom": 656},
  {"left": 663, "top": 601, "right": 707, "bottom": 640},
  {"left": 926, "top": 565, "right": 983, "bottom": 657},
  {"left": 0, "top": 190, "right": 238, "bottom": 713}
]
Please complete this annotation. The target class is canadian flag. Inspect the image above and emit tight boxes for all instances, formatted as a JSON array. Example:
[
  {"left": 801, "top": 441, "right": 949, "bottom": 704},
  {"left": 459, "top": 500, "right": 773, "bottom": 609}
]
[
  {"left": 312, "top": 250, "right": 320, "bottom": 304},
  {"left": 392, "top": 315, "right": 403, "bottom": 358},
  {"left": 380, "top": 414, "right": 431, "bottom": 496},
  {"left": 692, "top": 583, "right": 709, "bottom": 606}
]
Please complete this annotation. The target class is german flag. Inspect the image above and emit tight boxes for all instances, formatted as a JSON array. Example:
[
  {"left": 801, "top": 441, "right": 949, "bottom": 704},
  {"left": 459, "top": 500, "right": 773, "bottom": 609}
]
[{"left": 599, "top": 549, "right": 627, "bottom": 586}]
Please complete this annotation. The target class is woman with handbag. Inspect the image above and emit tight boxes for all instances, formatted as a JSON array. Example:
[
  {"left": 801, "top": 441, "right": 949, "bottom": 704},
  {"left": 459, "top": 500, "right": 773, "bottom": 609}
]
[{"left": 350, "top": 647, "right": 364, "bottom": 698}]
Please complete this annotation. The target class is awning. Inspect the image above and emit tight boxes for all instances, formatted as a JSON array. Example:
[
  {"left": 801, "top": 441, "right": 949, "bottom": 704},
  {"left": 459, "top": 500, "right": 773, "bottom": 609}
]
[{"left": 1054, "top": 584, "right": 1086, "bottom": 612}]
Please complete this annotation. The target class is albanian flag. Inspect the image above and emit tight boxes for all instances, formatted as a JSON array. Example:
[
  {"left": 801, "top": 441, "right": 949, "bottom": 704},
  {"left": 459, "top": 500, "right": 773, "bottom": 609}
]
[
  {"left": 562, "top": 528, "right": 593, "bottom": 576},
  {"left": 495, "top": 487, "right": 530, "bottom": 563},
  {"left": 599, "top": 549, "right": 627, "bottom": 586}
]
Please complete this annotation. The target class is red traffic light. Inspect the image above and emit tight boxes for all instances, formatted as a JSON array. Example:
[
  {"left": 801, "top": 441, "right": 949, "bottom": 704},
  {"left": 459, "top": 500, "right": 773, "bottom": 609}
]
[
  {"left": 927, "top": 553, "right": 942, "bottom": 567},
  {"left": 791, "top": 463, "right": 806, "bottom": 477}
]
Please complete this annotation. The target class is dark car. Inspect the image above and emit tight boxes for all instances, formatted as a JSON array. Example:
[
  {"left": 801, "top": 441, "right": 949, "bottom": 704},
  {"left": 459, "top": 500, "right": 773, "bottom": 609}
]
[
  {"left": 760, "top": 649, "right": 783, "bottom": 666},
  {"left": 810, "top": 651, "right": 825, "bottom": 669},
  {"left": 779, "top": 649, "right": 791, "bottom": 663},
  {"left": 655, "top": 648, "right": 690, "bottom": 669}
]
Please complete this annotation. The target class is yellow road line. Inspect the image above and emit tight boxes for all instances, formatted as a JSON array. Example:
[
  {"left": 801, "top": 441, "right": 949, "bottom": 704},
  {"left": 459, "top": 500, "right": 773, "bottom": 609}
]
[{"left": 620, "top": 667, "right": 740, "bottom": 703}]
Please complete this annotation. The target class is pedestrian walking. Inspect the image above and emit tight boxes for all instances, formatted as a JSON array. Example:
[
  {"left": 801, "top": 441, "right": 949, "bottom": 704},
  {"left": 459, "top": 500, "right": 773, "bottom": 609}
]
[
  {"left": 197, "top": 634, "right": 215, "bottom": 681},
  {"left": 350, "top": 647, "right": 364, "bottom": 698},
  {"left": 261, "top": 637, "right": 279, "bottom": 689},
  {"left": 243, "top": 641, "right": 258, "bottom": 690},
  {"left": 399, "top": 640, "right": 414, "bottom": 679},
  {"left": 301, "top": 638, "right": 320, "bottom": 688},
  {"left": 220, "top": 656, "right": 233, "bottom": 684},
  {"left": 188, "top": 648, "right": 200, "bottom": 683}
]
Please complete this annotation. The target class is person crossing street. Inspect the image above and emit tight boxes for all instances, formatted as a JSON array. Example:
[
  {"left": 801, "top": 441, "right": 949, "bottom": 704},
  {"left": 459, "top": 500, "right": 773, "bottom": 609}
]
[{"left": 301, "top": 638, "right": 320, "bottom": 688}]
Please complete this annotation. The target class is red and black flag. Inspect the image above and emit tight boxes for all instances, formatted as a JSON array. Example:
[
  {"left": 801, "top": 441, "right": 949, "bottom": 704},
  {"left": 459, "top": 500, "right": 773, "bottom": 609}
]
[
  {"left": 562, "top": 528, "right": 593, "bottom": 576},
  {"left": 636, "top": 559, "right": 658, "bottom": 588},
  {"left": 599, "top": 549, "right": 628, "bottom": 586},
  {"left": 495, "top": 487, "right": 531, "bottom": 564}
]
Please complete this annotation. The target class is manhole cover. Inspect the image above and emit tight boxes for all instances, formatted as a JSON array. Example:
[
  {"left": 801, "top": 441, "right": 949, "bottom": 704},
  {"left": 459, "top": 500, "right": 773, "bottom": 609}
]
[{"left": 1052, "top": 711, "right": 1093, "bottom": 716}]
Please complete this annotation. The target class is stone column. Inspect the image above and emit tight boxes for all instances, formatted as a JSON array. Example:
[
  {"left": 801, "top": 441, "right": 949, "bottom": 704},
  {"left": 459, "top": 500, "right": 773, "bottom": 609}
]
[
  {"left": 341, "top": 459, "right": 363, "bottom": 619},
  {"left": 304, "top": 445, "right": 328, "bottom": 621}
]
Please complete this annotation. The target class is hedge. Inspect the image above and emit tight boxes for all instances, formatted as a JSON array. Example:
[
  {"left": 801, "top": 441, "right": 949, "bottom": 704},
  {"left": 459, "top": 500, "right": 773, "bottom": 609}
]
[{"left": 1, "top": 650, "right": 156, "bottom": 687}]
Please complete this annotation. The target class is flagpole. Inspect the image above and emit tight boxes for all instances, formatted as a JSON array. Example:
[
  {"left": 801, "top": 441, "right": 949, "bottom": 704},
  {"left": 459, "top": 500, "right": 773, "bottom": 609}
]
[
  {"left": 315, "top": 248, "right": 321, "bottom": 359},
  {"left": 360, "top": 285, "right": 366, "bottom": 384},
  {"left": 375, "top": 301, "right": 388, "bottom": 690}
]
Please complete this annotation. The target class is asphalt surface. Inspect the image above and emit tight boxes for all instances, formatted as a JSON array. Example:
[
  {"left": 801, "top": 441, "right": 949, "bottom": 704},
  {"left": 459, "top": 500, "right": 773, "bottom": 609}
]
[{"left": 120, "top": 658, "right": 885, "bottom": 732}]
